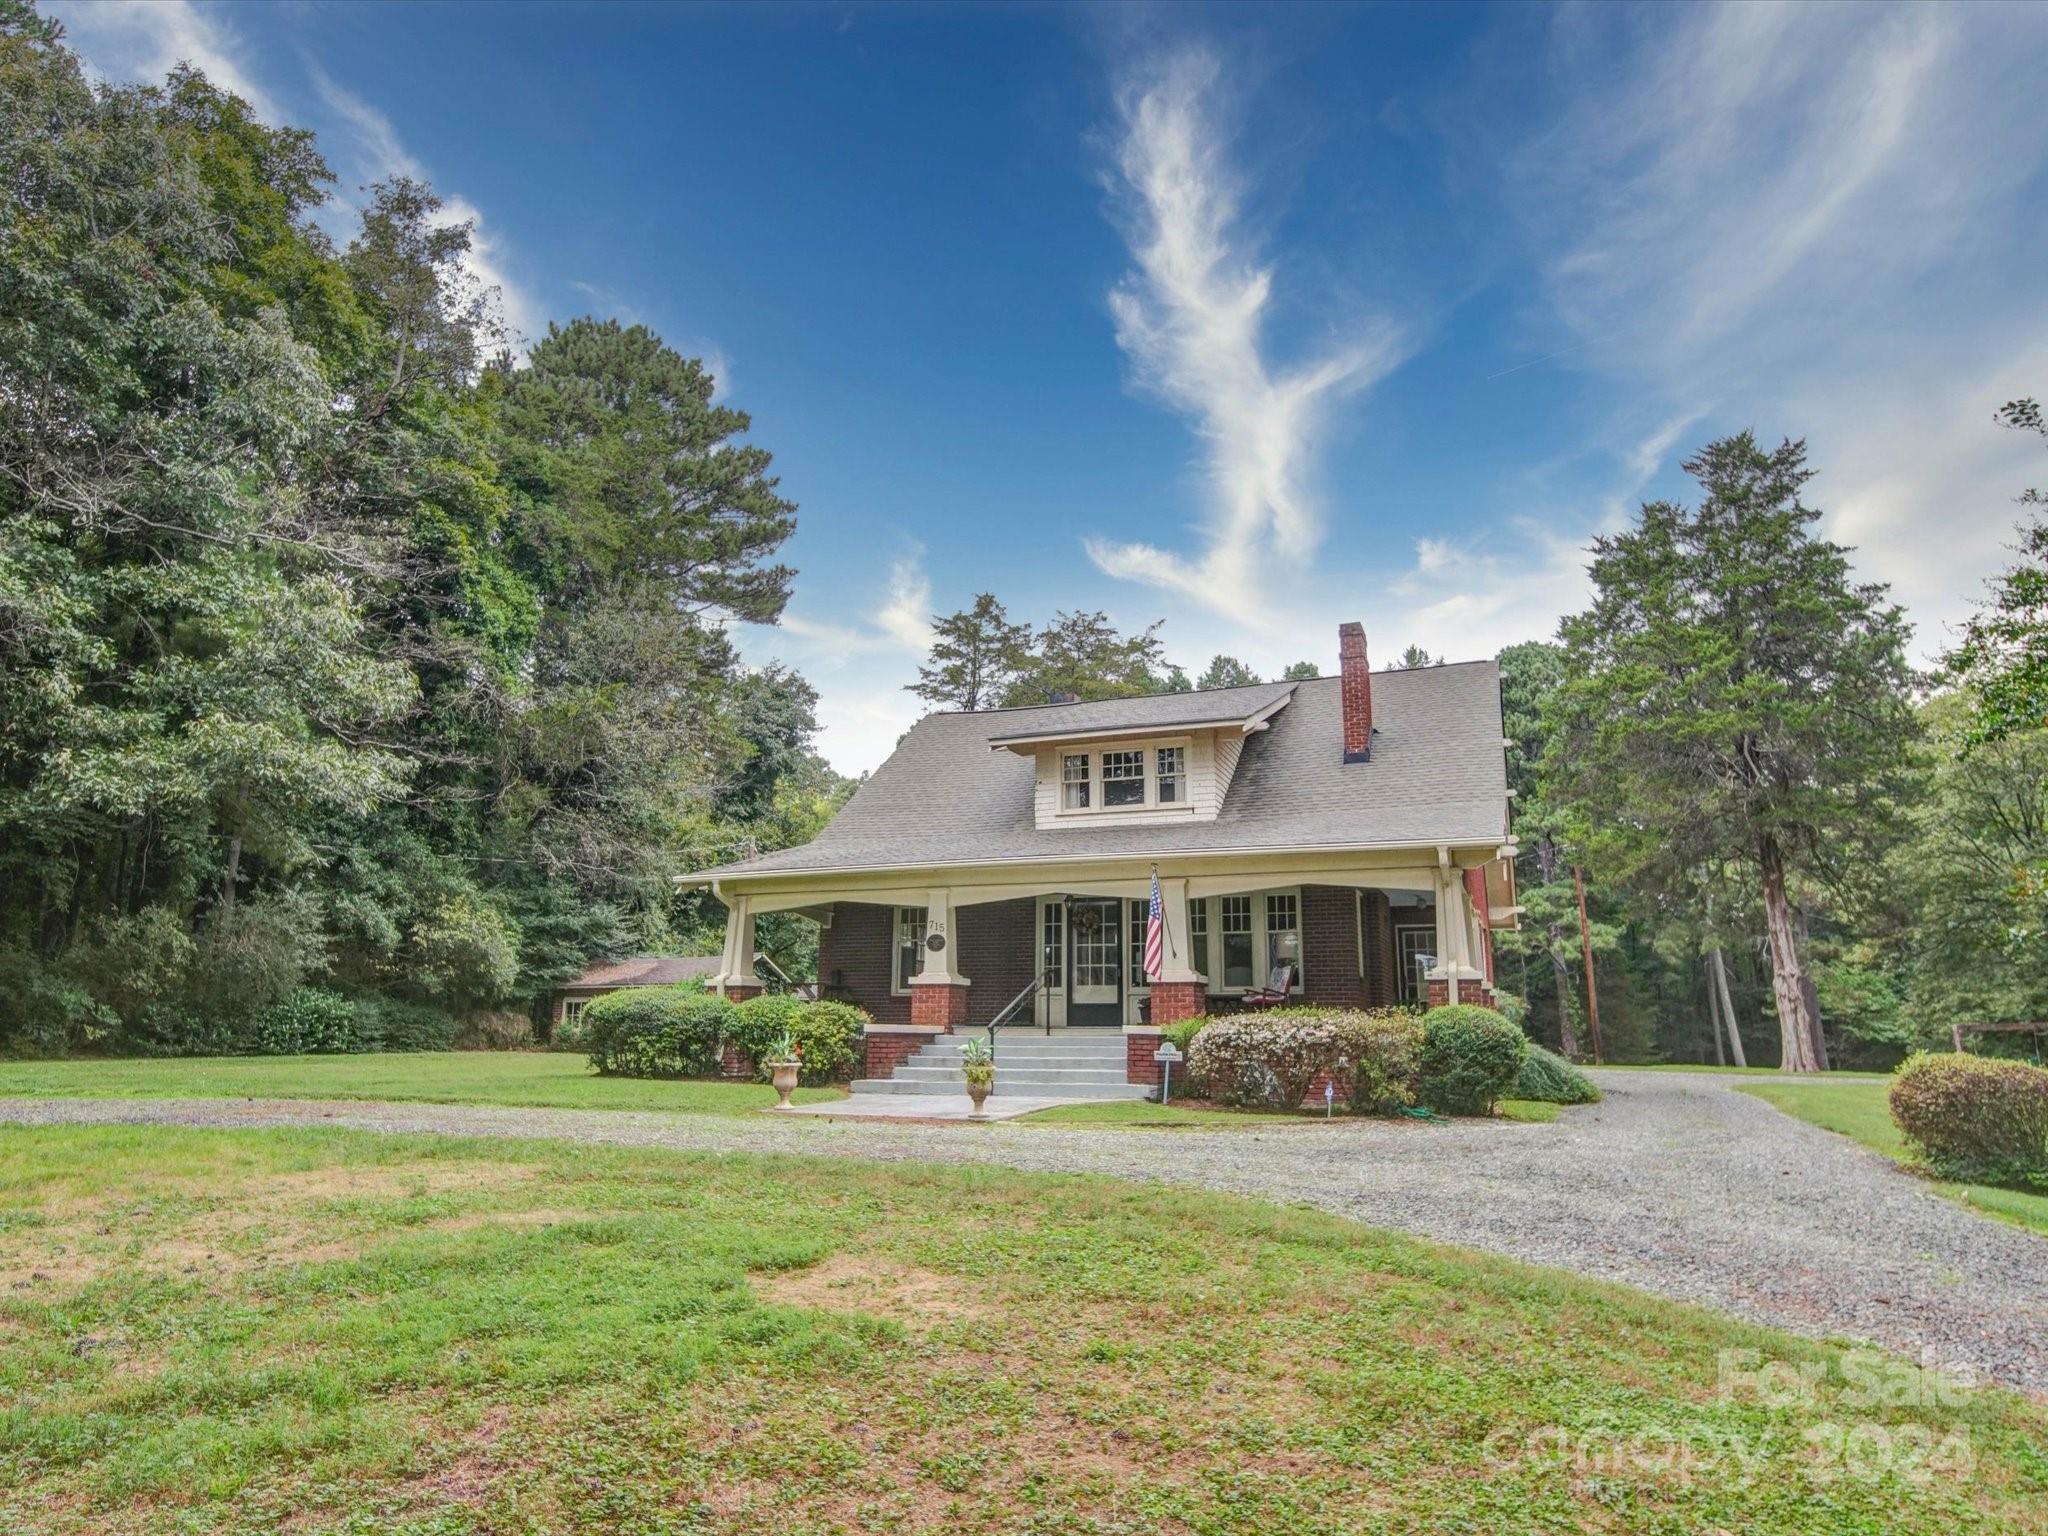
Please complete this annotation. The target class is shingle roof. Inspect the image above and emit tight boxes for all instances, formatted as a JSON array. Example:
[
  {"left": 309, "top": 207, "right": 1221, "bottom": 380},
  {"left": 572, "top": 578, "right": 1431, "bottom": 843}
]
[
  {"left": 564, "top": 955, "right": 722, "bottom": 990},
  {"left": 983, "top": 681, "right": 1297, "bottom": 744},
  {"left": 693, "top": 663, "right": 1507, "bottom": 881}
]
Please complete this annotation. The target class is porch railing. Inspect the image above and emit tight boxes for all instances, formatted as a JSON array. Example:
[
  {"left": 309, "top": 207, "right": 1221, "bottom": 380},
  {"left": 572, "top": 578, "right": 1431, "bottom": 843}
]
[
  {"left": 751, "top": 952, "right": 818, "bottom": 1001},
  {"left": 984, "top": 967, "right": 1055, "bottom": 1061}
]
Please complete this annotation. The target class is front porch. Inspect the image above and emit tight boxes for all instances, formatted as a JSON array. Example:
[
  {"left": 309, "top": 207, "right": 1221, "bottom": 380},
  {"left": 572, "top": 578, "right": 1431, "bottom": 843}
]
[{"left": 705, "top": 851, "right": 1514, "bottom": 1091}]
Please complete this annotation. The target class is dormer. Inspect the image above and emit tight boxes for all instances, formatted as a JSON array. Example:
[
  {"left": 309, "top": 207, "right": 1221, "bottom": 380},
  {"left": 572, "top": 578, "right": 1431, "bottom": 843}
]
[{"left": 989, "top": 687, "right": 1296, "bottom": 830}]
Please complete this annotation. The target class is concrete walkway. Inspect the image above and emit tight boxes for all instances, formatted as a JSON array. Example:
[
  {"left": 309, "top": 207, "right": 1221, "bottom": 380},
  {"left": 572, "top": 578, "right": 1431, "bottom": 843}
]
[{"left": 3, "top": 1072, "right": 2042, "bottom": 1394}]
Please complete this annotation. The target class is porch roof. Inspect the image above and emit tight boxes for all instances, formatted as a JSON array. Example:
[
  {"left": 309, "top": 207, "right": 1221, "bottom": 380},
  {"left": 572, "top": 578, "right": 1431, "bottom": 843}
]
[{"left": 690, "top": 664, "right": 1509, "bottom": 884}]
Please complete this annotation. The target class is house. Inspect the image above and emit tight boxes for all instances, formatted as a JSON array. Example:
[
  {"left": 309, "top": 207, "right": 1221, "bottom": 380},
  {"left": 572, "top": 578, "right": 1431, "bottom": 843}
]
[
  {"left": 680, "top": 623, "right": 1516, "bottom": 1093},
  {"left": 552, "top": 955, "right": 722, "bottom": 1030}
]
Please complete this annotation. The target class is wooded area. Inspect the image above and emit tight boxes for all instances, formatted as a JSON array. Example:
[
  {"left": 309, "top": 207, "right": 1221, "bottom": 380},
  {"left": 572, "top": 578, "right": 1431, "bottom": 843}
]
[{"left": 4, "top": 5, "right": 2044, "bottom": 1069}]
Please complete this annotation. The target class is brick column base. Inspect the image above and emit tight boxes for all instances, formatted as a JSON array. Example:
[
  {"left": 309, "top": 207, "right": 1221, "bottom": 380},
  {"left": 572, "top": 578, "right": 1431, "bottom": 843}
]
[
  {"left": 1147, "top": 980, "right": 1208, "bottom": 1025},
  {"left": 719, "top": 1043, "right": 753, "bottom": 1080},
  {"left": 1126, "top": 1030, "right": 1164, "bottom": 1089},
  {"left": 1424, "top": 979, "right": 1496, "bottom": 1010},
  {"left": 723, "top": 983, "right": 764, "bottom": 1003},
  {"left": 909, "top": 980, "right": 972, "bottom": 1029}
]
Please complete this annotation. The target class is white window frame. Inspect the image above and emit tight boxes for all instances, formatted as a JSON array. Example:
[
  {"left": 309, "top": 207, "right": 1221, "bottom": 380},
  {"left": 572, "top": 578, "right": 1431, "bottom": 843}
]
[
  {"left": 891, "top": 905, "right": 927, "bottom": 995},
  {"left": 1188, "top": 887, "right": 1305, "bottom": 996},
  {"left": 1156, "top": 745, "right": 1186, "bottom": 805},
  {"left": 1051, "top": 736, "right": 1194, "bottom": 818},
  {"left": 1060, "top": 753, "right": 1092, "bottom": 811}
]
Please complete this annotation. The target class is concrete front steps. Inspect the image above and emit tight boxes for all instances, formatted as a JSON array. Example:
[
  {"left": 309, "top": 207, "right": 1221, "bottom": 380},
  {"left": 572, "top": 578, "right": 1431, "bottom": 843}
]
[{"left": 850, "top": 1029, "right": 1151, "bottom": 1101}]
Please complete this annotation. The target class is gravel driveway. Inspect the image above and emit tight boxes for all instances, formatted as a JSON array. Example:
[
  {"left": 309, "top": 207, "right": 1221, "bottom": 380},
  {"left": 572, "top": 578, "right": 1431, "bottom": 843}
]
[{"left": 4, "top": 1071, "right": 2042, "bottom": 1394}]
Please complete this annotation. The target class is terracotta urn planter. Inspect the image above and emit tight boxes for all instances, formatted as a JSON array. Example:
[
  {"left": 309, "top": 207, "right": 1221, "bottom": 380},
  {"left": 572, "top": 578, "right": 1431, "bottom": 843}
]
[{"left": 769, "top": 1060, "right": 800, "bottom": 1109}]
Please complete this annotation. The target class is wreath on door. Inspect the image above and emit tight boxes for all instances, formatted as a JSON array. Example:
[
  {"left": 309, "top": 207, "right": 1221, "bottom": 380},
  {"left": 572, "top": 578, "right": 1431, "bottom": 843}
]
[{"left": 1070, "top": 903, "right": 1101, "bottom": 936}]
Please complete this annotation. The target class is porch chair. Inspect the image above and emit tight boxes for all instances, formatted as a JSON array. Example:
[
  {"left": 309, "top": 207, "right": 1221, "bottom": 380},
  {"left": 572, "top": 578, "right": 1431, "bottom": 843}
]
[{"left": 1240, "top": 962, "right": 1296, "bottom": 1010}]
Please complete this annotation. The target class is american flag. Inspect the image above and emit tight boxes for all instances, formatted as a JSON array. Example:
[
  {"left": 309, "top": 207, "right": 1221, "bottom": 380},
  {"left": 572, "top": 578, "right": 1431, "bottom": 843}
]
[{"left": 1143, "top": 869, "right": 1164, "bottom": 982}]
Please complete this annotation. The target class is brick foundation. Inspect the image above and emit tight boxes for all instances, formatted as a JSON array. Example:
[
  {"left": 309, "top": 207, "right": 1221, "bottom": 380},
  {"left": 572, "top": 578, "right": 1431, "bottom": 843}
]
[
  {"left": 863, "top": 1026, "right": 943, "bottom": 1078},
  {"left": 1424, "top": 978, "right": 1496, "bottom": 1010},
  {"left": 723, "top": 983, "right": 764, "bottom": 1002},
  {"left": 1147, "top": 980, "right": 1207, "bottom": 1025},
  {"left": 1126, "top": 1029, "right": 1164, "bottom": 1089},
  {"left": 909, "top": 980, "right": 972, "bottom": 1029},
  {"left": 720, "top": 1042, "right": 753, "bottom": 1080}
]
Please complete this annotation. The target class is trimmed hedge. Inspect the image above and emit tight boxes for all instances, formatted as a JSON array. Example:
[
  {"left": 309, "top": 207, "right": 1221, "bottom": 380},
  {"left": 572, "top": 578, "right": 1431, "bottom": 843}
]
[
  {"left": 728, "top": 995, "right": 864, "bottom": 1085},
  {"left": 585, "top": 987, "right": 731, "bottom": 1078},
  {"left": 1889, "top": 1051, "right": 2048, "bottom": 1191},
  {"left": 1512, "top": 1043, "right": 1602, "bottom": 1106},
  {"left": 725, "top": 994, "right": 805, "bottom": 1067},
  {"left": 1177, "top": 1007, "right": 1425, "bottom": 1114},
  {"left": 1334, "top": 1010, "right": 1425, "bottom": 1114},
  {"left": 1419, "top": 1004, "right": 1526, "bottom": 1116},
  {"left": 242, "top": 989, "right": 361, "bottom": 1054}
]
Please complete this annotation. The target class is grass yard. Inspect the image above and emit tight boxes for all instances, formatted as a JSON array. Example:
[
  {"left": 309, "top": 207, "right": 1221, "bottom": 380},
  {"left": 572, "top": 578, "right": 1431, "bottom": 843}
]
[
  {"left": 0, "top": 1053, "right": 846, "bottom": 1114},
  {"left": 1736, "top": 1077, "right": 2048, "bottom": 1237},
  {"left": 4, "top": 1128, "right": 2043, "bottom": 1535}
]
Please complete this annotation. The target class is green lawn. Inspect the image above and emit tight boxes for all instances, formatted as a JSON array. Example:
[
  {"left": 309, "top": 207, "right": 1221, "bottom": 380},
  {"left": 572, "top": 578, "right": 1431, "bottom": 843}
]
[
  {"left": 1592, "top": 1062, "right": 1893, "bottom": 1078},
  {"left": 1, "top": 1127, "right": 2041, "bottom": 1535},
  {"left": 0, "top": 1052, "right": 845, "bottom": 1114},
  {"left": 1736, "top": 1077, "right": 2048, "bottom": 1237}
]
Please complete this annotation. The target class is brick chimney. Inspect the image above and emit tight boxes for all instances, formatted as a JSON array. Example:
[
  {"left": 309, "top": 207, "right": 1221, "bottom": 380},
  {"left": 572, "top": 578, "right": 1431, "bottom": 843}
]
[{"left": 1339, "top": 622, "right": 1372, "bottom": 762}]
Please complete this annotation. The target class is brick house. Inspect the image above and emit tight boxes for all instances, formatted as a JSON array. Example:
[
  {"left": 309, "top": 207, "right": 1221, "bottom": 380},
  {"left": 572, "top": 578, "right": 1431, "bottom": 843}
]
[{"left": 681, "top": 623, "right": 1516, "bottom": 1091}]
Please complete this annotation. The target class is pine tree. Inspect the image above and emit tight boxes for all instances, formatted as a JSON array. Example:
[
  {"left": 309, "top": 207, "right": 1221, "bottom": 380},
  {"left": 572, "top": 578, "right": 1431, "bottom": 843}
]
[
  {"left": 906, "top": 594, "right": 1033, "bottom": 711},
  {"left": 1196, "top": 655, "right": 1261, "bottom": 689},
  {"left": 1545, "top": 433, "right": 1916, "bottom": 1073}
]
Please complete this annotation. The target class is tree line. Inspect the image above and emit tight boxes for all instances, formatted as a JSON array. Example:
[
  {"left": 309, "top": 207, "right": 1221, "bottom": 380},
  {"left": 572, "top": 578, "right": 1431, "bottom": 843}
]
[{"left": 0, "top": 7, "right": 848, "bottom": 1051}]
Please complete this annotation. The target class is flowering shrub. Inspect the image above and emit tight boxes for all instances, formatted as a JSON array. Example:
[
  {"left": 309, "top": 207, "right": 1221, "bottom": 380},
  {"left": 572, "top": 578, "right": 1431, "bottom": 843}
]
[
  {"left": 1890, "top": 1052, "right": 2048, "bottom": 1190},
  {"left": 1419, "top": 1004, "right": 1526, "bottom": 1116},
  {"left": 1188, "top": 1015, "right": 1336, "bottom": 1108},
  {"left": 585, "top": 987, "right": 730, "bottom": 1078}
]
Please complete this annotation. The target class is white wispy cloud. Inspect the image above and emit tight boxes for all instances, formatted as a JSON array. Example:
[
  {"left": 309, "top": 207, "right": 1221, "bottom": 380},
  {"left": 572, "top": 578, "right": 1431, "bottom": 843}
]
[
  {"left": 777, "top": 549, "right": 931, "bottom": 656},
  {"left": 49, "top": 0, "right": 276, "bottom": 119},
  {"left": 1084, "top": 47, "right": 1404, "bottom": 614}
]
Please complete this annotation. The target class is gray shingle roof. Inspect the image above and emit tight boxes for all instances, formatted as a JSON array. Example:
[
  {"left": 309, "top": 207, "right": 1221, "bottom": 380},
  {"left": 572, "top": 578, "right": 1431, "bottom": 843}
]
[
  {"left": 983, "top": 681, "right": 1297, "bottom": 743},
  {"left": 693, "top": 663, "right": 1507, "bottom": 881}
]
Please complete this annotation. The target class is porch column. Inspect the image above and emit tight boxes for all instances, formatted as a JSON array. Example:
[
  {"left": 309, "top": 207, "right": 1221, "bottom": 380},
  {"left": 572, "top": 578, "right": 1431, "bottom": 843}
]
[
  {"left": 1425, "top": 863, "right": 1465, "bottom": 1006},
  {"left": 908, "top": 886, "right": 971, "bottom": 1029},
  {"left": 1146, "top": 874, "right": 1208, "bottom": 1028},
  {"left": 715, "top": 893, "right": 762, "bottom": 1000}
]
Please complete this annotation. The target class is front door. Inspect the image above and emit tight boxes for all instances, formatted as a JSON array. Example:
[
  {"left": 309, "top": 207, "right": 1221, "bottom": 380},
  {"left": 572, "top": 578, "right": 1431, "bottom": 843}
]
[{"left": 1067, "top": 899, "right": 1123, "bottom": 1027}]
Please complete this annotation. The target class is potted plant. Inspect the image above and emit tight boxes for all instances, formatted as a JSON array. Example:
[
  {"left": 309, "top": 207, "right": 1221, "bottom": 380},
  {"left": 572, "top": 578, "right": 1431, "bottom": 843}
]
[
  {"left": 960, "top": 1037, "right": 995, "bottom": 1119},
  {"left": 767, "top": 1030, "right": 803, "bottom": 1109}
]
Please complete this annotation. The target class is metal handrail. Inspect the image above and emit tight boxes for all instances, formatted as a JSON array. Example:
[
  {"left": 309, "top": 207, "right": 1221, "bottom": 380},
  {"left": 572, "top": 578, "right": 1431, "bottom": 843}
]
[{"left": 983, "top": 967, "right": 1055, "bottom": 1062}]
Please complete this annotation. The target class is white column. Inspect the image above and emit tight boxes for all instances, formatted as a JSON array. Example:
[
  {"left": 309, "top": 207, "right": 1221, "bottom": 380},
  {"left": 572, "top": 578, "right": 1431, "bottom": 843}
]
[
  {"left": 1427, "top": 865, "right": 1464, "bottom": 1003},
  {"left": 1155, "top": 876, "right": 1204, "bottom": 984},
  {"left": 716, "top": 893, "right": 759, "bottom": 995},
  {"left": 911, "top": 886, "right": 968, "bottom": 987}
]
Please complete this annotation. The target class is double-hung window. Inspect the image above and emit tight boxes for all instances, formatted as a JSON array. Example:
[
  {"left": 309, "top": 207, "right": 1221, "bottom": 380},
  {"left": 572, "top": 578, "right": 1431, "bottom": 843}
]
[
  {"left": 1185, "top": 889, "right": 1302, "bottom": 993},
  {"left": 893, "top": 906, "right": 927, "bottom": 993},
  {"left": 1156, "top": 746, "right": 1185, "bottom": 804},
  {"left": 1061, "top": 754, "right": 1091, "bottom": 810},
  {"left": 1265, "top": 893, "right": 1300, "bottom": 979},
  {"left": 1102, "top": 749, "right": 1146, "bottom": 807}
]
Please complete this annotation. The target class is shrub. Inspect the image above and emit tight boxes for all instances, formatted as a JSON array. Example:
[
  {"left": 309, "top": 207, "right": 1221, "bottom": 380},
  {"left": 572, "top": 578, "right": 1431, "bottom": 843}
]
[
  {"left": 725, "top": 994, "right": 806, "bottom": 1069},
  {"left": 454, "top": 1011, "right": 536, "bottom": 1050},
  {"left": 585, "top": 986, "right": 731, "bottom": 1078},
  {"left": 1890, "top": 1052, "right": 2048, "bottom": 1190},
  {"left": 356, "top": 997, "right": 460, "bottom": 1053},
  {"left": 241, "top": 989, "right": 362, "bottom": 1055},
  {"left": 1332, "top": 1009, "right": 1425, "bottom": 1115},
  {"left": 0, "top": 948, "right": 117, "bottom": 1056},
  {"left": 787, "top": 1000, "right": 865, "bottom": 1085},
  {"left": 1512, "top": 1043, "right": 1602, "bottom": 1106},
  {"left": 1188, "top": 1015, "right": 1337, "bottom": 1109},
  {"left": 1419, "top": 1005, "right": 1527, "bottom": 1116}
]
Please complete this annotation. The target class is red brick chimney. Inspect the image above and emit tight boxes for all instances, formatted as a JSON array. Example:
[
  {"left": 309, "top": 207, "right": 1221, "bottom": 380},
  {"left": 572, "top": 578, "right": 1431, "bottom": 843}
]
[{"left": 1339, "top": 622, "right": 1372, "bottom": 762}]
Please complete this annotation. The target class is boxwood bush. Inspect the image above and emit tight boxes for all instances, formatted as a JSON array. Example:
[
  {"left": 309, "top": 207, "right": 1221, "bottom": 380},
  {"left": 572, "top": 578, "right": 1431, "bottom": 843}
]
[
  {"left": 1419, "top": 1004, "right": 1526, "bottom": 1116},
  {"left": 585, "top": 987, "right": 731, "bottom": 1078},
  {"left": 1512, "top": 1043, "right": 1602, "bottom": 1106},
  {"left": 1333, "top": 1009, "right": 1425, "bottom": 1114},
  {"left": 1889, "top": 1051, "right": 2048, "bottom": 1190},
  {"left": 724, "top": 994, "right": 806, "bottom": 1068},
  {"left": 725, "top": 995, "right": 864, "bottom": 1085}
]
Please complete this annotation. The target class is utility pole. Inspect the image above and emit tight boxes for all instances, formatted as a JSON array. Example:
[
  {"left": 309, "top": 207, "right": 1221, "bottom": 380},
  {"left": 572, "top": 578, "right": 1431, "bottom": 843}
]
[{"left": 1573, "top": 865, "right": 1604, "bottom": 1064}]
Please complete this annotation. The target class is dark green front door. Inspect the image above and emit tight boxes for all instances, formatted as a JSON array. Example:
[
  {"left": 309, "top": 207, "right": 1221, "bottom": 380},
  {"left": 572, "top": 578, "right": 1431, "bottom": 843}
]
[{"left": 1067, "top": 899, "right": 1123, "bottom": 1027}]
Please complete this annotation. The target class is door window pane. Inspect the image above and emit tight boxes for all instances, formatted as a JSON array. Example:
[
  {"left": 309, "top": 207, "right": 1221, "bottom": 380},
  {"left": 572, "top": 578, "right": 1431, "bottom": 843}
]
[
  {"left": 1072, "top": 902, "right": 1121, "bottom": 987},
  {"left": 1221, "top": 895, "right": 1254, "bottom": 988},
  {"left": 1156, "top": 746, "right": 1185, "bottom": 804},
  {"left": 895, "top": 906, "right": 927, "bottom": 991},
  {"left": 1102, "top": 749, "right": 1146, "bottom": 806},
  {"left": 1061, "top": 754, "right": 1091, "bottom": 810}
]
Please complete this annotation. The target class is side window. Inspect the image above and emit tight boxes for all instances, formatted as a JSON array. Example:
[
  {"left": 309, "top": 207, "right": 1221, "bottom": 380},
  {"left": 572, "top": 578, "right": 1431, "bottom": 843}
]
[
  {"left": 894, "top": 906, "right": 928, "bottom": 992},
  {"left": 1061, "top": 753, "right": 1091, "bottom": 810},
  {"left": 1129, "top": 899, "right": 1150, "bottom": 987},
  {"left": 1156, "top": 746, "right": 1185, "bottom": 804},
  {"left": 1189, "top": 900, "right": 1208, "bottom": 979},
  {"left": 1265, "top": 893, "right": 1301, "bottom": 984},
  {"left": 1041, "top": 900, "right": 1064, "bottom": 985}
]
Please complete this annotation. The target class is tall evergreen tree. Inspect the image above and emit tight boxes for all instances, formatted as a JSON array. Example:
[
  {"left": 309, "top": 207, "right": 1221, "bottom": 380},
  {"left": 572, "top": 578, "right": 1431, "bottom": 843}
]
[
  {"left": 1280, "top": 660, "right": 1321, "bottom": 681},
  {"left": 1946, "top": 398, "right": 2048, "bottom": 744},
  {"left": 1196, "top": 655, "right": 1261, "bottom": 690},
  {"left": 1002, "top": 610, "right": 1166, "bottom": 705},
  {"left": 906, "top": 593, "right": 1031, "bottom": 711},
  {"left": 1545, "top": 434, "right": 1917, "bottom": 1073}
]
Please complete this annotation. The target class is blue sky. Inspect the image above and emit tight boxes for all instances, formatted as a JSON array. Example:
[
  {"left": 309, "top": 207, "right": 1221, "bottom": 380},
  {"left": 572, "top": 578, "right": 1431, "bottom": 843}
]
[{"left": 52, "top": 1, "right": 2048, "bottom": 773}]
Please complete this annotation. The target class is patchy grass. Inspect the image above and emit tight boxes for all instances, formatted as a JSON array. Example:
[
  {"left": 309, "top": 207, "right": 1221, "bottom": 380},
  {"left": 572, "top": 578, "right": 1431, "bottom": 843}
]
[
  {"left": 2, "top": 1127, "right": 2042, "bottom": 1535},
  {"left": 0, "top": 1053, "right": 846, "bottom": 1114},
  {"left": 1736, "top": 1077, "right": 2048, "bottom": 1238},
  {"left": 1498, "top": 1098, "right": 1562, "bottom": 1123}
]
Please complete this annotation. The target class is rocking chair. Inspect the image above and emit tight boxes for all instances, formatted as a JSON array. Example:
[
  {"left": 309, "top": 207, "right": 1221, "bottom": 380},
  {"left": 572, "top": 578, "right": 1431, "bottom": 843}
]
[{"left": 1240, "top": 962, "right": 1296, "bottom": 1010}]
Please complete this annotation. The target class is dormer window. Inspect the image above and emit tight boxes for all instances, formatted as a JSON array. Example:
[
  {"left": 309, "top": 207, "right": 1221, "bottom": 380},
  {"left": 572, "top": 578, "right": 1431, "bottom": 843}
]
[{"left": 1049, "top": 737, "right": 1194, "bottom": 816}]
